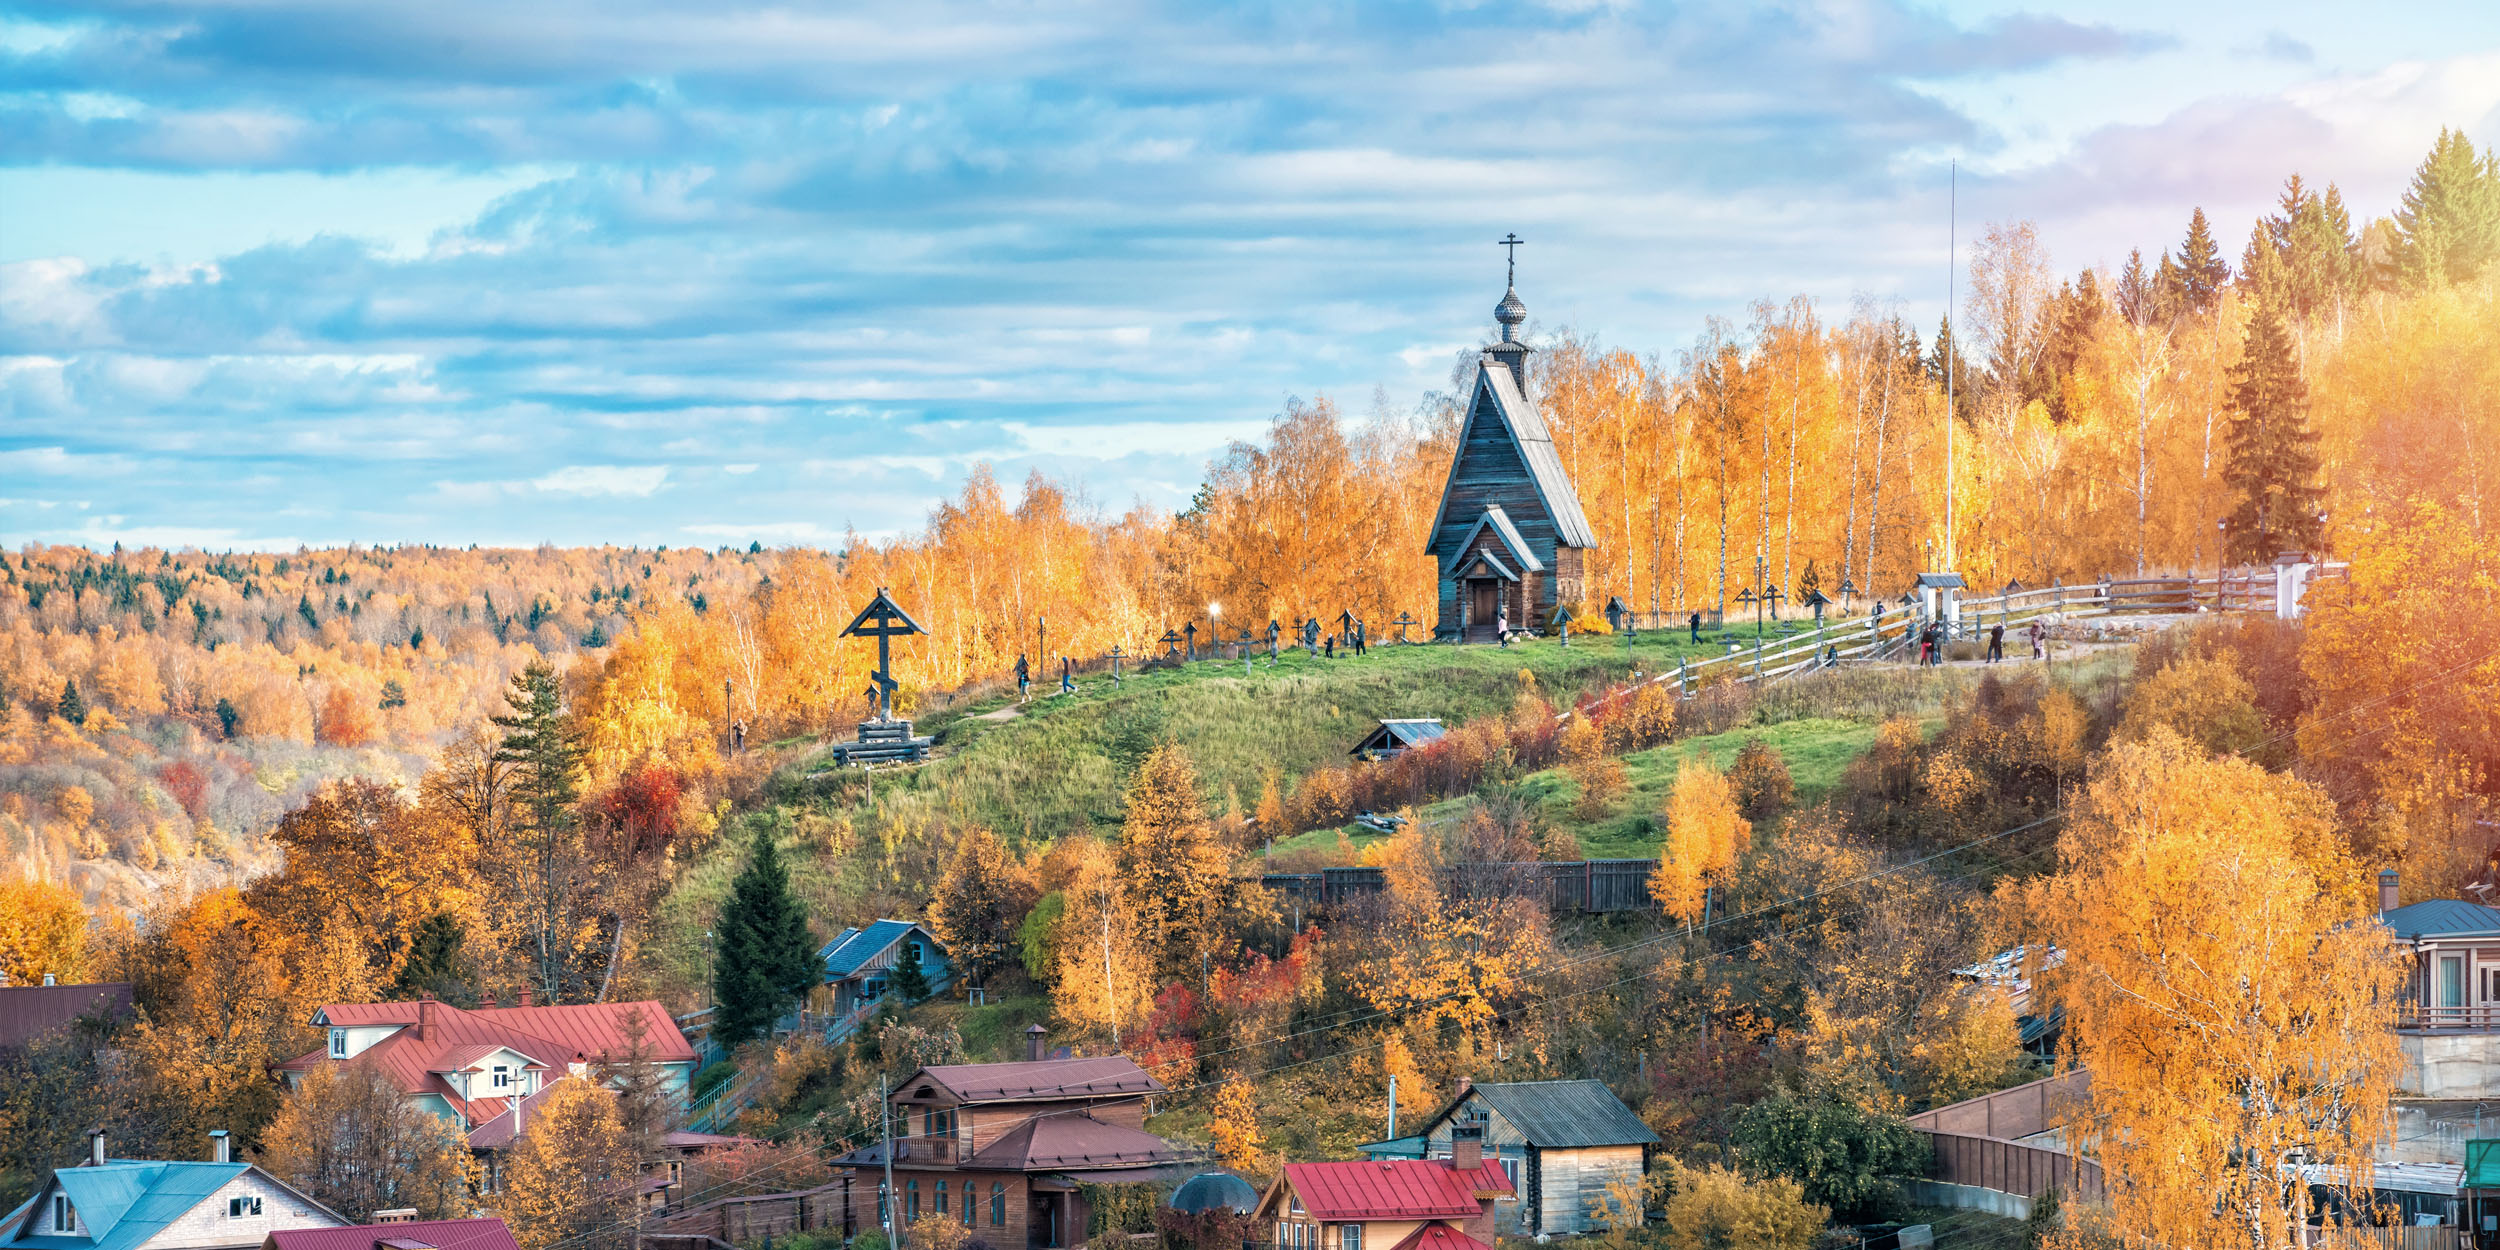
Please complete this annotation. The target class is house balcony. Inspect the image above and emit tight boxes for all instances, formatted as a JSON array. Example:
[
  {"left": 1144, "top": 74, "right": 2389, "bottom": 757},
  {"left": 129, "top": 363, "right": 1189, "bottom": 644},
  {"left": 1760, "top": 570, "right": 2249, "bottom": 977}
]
[
  {"left": 2397, "top": 1004, "right": 2500, "bottom": 1031},
  {"left": 892, "top": 1134, "right": 961, "bottom": 1164}
]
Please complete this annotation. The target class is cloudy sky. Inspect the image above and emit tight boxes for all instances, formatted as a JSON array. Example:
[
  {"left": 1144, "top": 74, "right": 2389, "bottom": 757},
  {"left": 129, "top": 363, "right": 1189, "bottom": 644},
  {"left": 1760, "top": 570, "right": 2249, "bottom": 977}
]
[{"left": 3, "top": 0, "right": 2496, "bottom": 551}]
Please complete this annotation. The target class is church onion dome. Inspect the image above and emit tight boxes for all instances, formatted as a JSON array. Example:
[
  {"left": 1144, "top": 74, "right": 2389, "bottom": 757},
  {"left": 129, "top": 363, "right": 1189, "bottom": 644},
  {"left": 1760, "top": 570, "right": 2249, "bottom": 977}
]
[{"left": 1495, "top": 286, "right": 1528, "bottom": 338}]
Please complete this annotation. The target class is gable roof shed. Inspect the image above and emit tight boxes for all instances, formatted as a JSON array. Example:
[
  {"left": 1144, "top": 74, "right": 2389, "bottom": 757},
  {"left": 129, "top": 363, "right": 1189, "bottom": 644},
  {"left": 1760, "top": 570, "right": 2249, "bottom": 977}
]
[
  {"left": 818, "top": 920, "right": 938, "bottom": 979},
  {"left": 1416, "top": 1080, "right": 1660, "bottom": 1150}
]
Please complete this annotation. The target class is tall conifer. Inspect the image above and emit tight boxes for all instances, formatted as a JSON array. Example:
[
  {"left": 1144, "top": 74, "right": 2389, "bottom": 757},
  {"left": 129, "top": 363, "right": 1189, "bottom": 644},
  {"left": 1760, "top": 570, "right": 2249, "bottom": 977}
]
[
  {"left": 2395, "top": 127, "right": 2500, "bottom": 290},
  {"left": 713, "top": 825, "right": 815, "bottom": 1047},
  {"left": 2221, "top": 290, "right": 2326, "bottom": 564},
  {"left": 2176, "top": 208, "right": 2232, "bottom": 314}
]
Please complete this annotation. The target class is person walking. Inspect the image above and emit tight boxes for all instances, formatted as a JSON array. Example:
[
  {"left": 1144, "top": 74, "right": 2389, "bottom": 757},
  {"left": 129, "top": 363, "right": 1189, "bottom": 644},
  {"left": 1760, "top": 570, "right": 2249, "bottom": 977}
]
[
  {"left": 1015, "top": 652, "right": 1031, "bottom": 703},
  {"left": 1919, "top": 622, "right": 1935, "bottom": 667},
  {"left": 2029, "top": 620, "right": 2046, "bottom": 660},
  {"left": 1689, "top": 610, "right": 1703, "bottom": 643},
  {"left": 1325, "top": 636, "right": 1335, "bottom": 659},
  {"left": 1059, "top": 656, "right": 1075, "bottom": 695},
  {"left": 1988, "top": 621, "right": 2005, "bottom": 664},
  {"left": 1496, "top": 607, "right": 1511, "bottom": 648}
]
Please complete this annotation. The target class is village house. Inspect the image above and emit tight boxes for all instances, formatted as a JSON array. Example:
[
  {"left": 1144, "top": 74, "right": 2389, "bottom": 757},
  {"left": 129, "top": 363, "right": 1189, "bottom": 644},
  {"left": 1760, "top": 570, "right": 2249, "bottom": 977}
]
[
  {"left": 829, "top": 1028, "right": 1192, "bottom": 1248},
  {"left": 1257, "top": 1127, "right": 1512, "bottom": 1250},
  {"left": 2379, "top": 871, "right": 2500, "bottom": 1099},
  {"left": 819, "top": 920, "right": 953, "bottom": 1023},
  {"left": 261, "top": 1216, "right": 520, "bottom": 1250},
  {"left": 275, "top": 992, "right": 696, "bottom": 1145},
  {"left": 1358, "top": 1080, "right": 1654, "bottom": 1237},
  {"left": 1424, "top": 278, "right": 1596, "bottom": 643},
  {"left": 0, "top": 1131, "right": 346, "bottom": 1250}
]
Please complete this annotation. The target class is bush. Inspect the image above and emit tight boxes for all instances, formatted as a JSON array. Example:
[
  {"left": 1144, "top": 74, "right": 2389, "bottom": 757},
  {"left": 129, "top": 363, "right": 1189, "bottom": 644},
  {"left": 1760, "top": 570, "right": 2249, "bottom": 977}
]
[
  {"left": 1729, "top": 1080, "right": 1926, "bottom": 1221},
  {"left": 1660, "top": 1161, "right": 1825, "bottom": 1250},
  {"left": 1728, "top": 738, "right": 1795, "bottom": 818}
]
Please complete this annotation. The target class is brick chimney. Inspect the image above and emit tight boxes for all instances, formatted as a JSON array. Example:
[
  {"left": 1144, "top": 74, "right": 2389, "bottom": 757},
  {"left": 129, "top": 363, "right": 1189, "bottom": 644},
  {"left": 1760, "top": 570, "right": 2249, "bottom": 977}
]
[
  {"left": 1025, "top": 1023, "right": 1049, "bottom": 1062},
  {"left": 1452, "top": 1075, "right": 1472, "bottom": 1100},
  {"left": 1449, "top": 1122, "right": 1483, "bottom": 1172},
  {"left": 2381, "top": 868, "right": 2400, "bottom": 916},
  {"left": 518, "top": 985, "right": 534, "bottom": 1008},
  {"left": 416, "top": 996, "right": 434, "bottom": 1042},
  {"left": 208, "top": 1130, "right": 230, "bottom": 1164},
  {"left": 482, "top": 992, "right": 497, "bottom": 1008}
]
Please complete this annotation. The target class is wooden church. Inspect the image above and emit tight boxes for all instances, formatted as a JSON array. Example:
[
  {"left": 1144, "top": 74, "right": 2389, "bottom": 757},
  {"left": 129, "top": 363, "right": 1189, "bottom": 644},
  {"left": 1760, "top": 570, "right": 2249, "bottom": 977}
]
[{"left": 1427, "top": 278, "right": 1596, "bottom": 641}]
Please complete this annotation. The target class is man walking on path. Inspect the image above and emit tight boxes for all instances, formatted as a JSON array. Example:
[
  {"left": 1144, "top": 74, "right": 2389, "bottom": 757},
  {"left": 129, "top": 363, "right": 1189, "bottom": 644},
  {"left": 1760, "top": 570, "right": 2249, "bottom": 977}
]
[
  {"left": 2029, "top": 620, "right": 2046, "bottom": 661},
  {"left": 1015, "top": 653, "right": 1031, "bottom": 702},
  {"left": 1497, "top": 607, "right": 1511, "bottom": 648},
  {"left": 1988, "top": 622, "right": 2005, "bottom": 664},
  {"left": 1060, "top": 657, "right": 1075, "bottom": 695},
  {"left": 1919, "top": 622, "right": 1936, "bottom": 667},
  {"left": 1690, "top": 611, "right": 1703, "bottom": 643}
]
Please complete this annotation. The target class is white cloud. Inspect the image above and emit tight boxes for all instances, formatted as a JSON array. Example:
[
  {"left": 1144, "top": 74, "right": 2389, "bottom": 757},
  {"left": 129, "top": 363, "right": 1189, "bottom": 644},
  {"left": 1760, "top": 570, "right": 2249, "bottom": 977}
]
[
  {"left": 722, "top": 463, "right": 760, "bottom": 474},
  {"left": 531, "top": 465, "right": 671, "bottom": 497}
]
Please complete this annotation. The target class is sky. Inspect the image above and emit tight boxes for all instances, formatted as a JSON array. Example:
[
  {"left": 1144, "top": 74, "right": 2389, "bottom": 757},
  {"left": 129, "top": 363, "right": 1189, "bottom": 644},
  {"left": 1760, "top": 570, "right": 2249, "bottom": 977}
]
[{"left": 2, "top": 1, "right": 2496, "bottom": 552}]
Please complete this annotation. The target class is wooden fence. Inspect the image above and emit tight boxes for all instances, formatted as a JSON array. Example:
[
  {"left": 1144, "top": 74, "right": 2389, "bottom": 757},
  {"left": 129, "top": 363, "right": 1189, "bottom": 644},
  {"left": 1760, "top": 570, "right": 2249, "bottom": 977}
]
[
  {"left": 650, "top": 1180, "right": 853, "bottom": 1244},
  {"left": 1257, "top": 858, "right": 1658, "bottom": 914},
  {"left": 1921, "top": 1130, "right": 2105, "bottom": 1200}
]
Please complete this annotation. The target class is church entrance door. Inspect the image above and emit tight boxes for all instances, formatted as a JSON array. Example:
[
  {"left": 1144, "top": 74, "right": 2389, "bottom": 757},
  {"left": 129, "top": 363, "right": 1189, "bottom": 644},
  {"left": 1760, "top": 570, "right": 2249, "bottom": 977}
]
[{"left": 1470, "top": 581, "right": 1500, "bottom": 640}]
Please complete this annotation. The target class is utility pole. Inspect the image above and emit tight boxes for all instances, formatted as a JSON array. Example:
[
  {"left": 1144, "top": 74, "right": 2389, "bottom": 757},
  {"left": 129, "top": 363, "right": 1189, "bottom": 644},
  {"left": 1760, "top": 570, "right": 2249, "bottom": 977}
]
[
  {"left": 882, "top": 1074, "right": 900, "bottom": 1250},
  {"left": 1945, "top": 159, "right": 1957, "bottom": 571}
]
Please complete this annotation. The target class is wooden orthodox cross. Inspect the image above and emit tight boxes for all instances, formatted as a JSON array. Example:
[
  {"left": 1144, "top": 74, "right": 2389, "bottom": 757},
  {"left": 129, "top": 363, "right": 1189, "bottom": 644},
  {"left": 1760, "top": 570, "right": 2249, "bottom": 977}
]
[{"left": 840, "top": 587, "right": 926, "bottom": 722}]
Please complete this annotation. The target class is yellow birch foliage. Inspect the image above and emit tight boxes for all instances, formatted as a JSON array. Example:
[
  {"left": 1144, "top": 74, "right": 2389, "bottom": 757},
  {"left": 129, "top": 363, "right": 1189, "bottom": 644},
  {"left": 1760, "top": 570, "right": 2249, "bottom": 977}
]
[
  {"left": 0, "top": 878, "right": 89, "bottom": 985},
  {"left": 1208, "top": 1073, "right": 1271, "bottom": 1178},
  {"left": 1349, "top": 826, "right": 1554, "bottom": 1037},
  {"left": 1659, "top": 1161, "right": 1824, "bottom": 1250},
  {"left": 1651, "top": 759, "right": 1749, "bottom": 924},
  {"left": 499, "top": 1078, "right": 638, "bottom": 1250},
  {"left": 2034, "top": 731, "right": 2404, "bottom": 1249},
  {"left": 1051, "top": 838, "right": 1156, "bottom": 1044}
]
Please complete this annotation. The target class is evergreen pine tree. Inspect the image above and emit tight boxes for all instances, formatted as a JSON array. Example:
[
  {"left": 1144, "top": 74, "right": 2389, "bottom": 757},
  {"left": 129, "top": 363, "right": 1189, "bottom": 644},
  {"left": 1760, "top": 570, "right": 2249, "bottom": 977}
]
[
  {"left": 57, "top": 678, "right": 86, "bottom": 726},
  {"left": 215, "top": 696, "right": 239, "bottom": 739},
  {"left": 393, "top": 912, "right": 476, "bottom": 1005},
  {"left": 2395, "top": 127, "right": 2500, "bottom": 291},
  {"left": 2221, "top": 291, "right": 2326, "bottom": 564},
  {"left": 886, "top": 946, "right": 931, "bottom": 1005},
  {"left": 712, "top": 826, "right": 816, "bottom": 1048},
  {"left": 492, "top": 660, "right": 589, "bottom": 1000},
  {"left": 2176, "top": 208, "right": 2232, "bottom": 314}
]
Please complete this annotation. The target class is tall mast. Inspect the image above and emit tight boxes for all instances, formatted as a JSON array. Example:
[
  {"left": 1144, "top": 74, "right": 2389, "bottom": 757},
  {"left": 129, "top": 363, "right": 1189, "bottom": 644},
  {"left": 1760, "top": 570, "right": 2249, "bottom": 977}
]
[{"left": 1945, "top": 160, "right": 1956, "bottom": 571}]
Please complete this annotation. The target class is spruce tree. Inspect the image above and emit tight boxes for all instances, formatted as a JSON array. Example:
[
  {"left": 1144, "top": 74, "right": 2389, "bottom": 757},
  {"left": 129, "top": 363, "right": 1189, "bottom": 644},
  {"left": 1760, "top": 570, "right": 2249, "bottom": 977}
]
[
  {"left": 492, "top": 660, "right": 589, "bottom": 1000},
  {"left": 886, "top": 948, "right": 931, "bottom": 1005},
  {"left": 712, "top": 826, "right": 816, "bottom": 1048},
  {"left": 2395, "top": 127, "right": 2500, "bottom": 291},
  {"left": 215, "top": 696, "right": 239, "bottom": 739},
  {"left": 2221, "top": 292, "right": 2326, "bottom": 564},
  {"left": 57, "top": 678, "right": 86, "bottom": 726},
  {"left": 2116, "top": 249, "right": 2156, "bottom": 326},
  {"left": 2176, "top": 208, "right": 2232, "bottom": 314}
]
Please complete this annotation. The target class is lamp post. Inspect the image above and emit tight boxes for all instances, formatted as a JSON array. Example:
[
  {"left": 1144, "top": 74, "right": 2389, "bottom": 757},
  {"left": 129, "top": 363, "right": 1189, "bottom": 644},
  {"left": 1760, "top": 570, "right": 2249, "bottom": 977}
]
[{"left": 1208, "top": 602, "right": 1221, "bottom": 659}]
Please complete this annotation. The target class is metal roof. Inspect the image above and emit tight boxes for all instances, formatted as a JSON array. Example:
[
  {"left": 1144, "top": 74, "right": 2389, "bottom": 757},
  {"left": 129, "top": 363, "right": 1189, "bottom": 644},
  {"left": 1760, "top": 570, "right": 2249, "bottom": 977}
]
[
  {"left": 0, "top": 983, "right": 133, "bottom": 1051},
  {"left": 964, "top": 1111, "right": 1189, "bottom": 1171},
  {"left": 1455, "top": 549, "right": 1520, "bottom": 584},
  {"left": 818, "top": 920, "right": 935, "bottom": 978},
  {"left": 1170, "top": 1172, "right": 1261, "bottom": 1215},
  {"left": 1387, "top": 1225, "right": 1493, "bottom": 1250},
  {"left": 2382, "top": 899, "right": 2500, "bottom": 939},
  {"left": 903, "top": 1056, "right": 1163, "bottom": 1104},
  {"left": 264, "top": 1218, "right": 522, "bottom": 1250},
  {"left": 1913, "top": 572, "right": 1968, "bottom": 589},
  {"left": 1276, "top": 1159, "right": 1510, "bottom": 1221},
  {"left": 5, "top": 1162, "right": 344, "bottom": 1250}
]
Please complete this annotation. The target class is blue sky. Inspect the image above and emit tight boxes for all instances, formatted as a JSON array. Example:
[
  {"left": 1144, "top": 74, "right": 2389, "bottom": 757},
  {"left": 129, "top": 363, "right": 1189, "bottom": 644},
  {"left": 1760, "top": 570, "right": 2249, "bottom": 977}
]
[{"left": 3, "top": 1, "right": 2496, "bottom": 551}]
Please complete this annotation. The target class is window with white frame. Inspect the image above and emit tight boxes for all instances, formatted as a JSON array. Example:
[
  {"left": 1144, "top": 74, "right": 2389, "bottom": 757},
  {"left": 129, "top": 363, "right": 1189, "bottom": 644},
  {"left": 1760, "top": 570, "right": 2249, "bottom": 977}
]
[
  {"left": 493, "top": 1065, "right": 512, "bottom": 1089},
  {"left": 1340, "top": 1225, "right": 1362, "bottom": 1250},
  {"left": 329, "top": 1029, "right": 347, "bottom": 1057},
  {"left": 51, "top": 1194, "right": 74, "bottom": 1233},
  {"left": 229, "top": 1196, "right": 262, "bottom": 1218}
]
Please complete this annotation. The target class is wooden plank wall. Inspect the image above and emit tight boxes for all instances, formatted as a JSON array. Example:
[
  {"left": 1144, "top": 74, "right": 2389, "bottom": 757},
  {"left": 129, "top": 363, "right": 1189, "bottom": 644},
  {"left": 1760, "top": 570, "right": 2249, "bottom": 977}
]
[
  {"left": 1259, "top": 859, "right": 1659, "bottom": 914},
  {"left": 1920, "top": 1132, "right": 2106, "bottom": 1200}
]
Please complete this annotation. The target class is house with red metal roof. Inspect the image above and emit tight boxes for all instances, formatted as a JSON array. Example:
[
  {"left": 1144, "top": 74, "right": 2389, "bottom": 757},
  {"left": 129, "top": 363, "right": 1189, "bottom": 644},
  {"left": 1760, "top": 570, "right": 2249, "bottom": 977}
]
[
  {"left": 260, "top": 1215, "right": 519, "bottom": 1250},
  {"left": 1253, "top": 1127, "right": 1511, "bottom": 1250},
  {"left": 275, "top": 993, "right": 695, "bottom": 1146}
]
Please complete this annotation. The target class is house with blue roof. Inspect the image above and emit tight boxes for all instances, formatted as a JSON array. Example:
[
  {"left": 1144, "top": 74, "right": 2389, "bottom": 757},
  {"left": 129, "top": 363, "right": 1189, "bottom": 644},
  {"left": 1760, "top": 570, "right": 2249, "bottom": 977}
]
[
  {"left": 820, "top": 919, "right": 951, "bottom": 1028},
  {"left": 1, "top": 1132, "right": 345, "bottom": 1250},
  {"left": 2378, "top": 869, "right": 2500, "bottom": 1098}
]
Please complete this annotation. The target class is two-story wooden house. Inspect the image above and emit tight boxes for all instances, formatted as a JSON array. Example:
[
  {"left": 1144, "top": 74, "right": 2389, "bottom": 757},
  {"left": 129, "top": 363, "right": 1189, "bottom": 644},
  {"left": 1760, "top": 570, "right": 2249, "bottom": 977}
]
[
  {"left": 1254, "top": 1129, "right": 1511, "bottom": 1250},
  {"left": 830, "top": 1032, "right": 1193, "bottom": 1248}
]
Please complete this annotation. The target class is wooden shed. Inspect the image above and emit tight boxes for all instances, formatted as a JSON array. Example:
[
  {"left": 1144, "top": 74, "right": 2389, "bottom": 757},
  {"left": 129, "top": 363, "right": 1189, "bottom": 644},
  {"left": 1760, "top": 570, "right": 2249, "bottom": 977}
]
[
  {"left": 1351, "top": 718, "right": 1445, "bottom": 761},
  {"left": 1358, "top": 1080, "right": 1657, "bottom": 1237}
]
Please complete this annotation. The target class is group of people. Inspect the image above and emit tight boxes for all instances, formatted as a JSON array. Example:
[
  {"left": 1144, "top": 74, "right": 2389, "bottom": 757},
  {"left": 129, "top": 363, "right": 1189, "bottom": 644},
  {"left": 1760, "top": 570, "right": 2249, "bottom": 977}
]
[{"left": 1917, "top": 618, "right": 2051, "bottom": 666}]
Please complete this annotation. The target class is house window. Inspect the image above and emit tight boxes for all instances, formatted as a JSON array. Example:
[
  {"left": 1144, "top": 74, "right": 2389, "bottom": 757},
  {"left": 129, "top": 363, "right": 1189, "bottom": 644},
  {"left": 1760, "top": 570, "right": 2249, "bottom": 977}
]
[
  {"left": 936, "top": 1181, "right": 948, "bottom": 1219},
  {"left": 493, "top": 1065, "right": 512, "bottom": 1090},
  {"left": 1499, "top": 1157, "right": 1522, "bottom": 1190},
  {"left": 906, "top": 939, "right": 923, "bottom": 966},
  {"left": 2483, "top": 967, "right": 2500, "bottom": 1003},
  {"left": 329, "top": 1029, "right": 347, "bottom": 1057},
  {"left": 51, "top": 1195, "right": 73, "bottom": 1233},
  {"left": 876, "top": 1183, "right": 889, "bottom": 1226},
  {"left": 2441, "top": 956, "right": 2467, "bottom": 1008},
  {"left": 907, "top": 1180, "right": 920, "bottom": 1221},
  {"left": 1341, "top": 1226, "right": 1362, "bottom": 1250},
  {"left": 991, "top": 1182, "right": 1006, "bottom": 1227},
  {"left": 924, "top": 1107, "right": 953, "bottom": 1138},
  {"left": 229, "top": 1197, "right": 263, "bottom": 1218},
  {"left": 864, "top": 976, "right": 888, "bottom": 1000},
  {"left": 961, "top": 1183, "right": 975, "bottom": 1226}
]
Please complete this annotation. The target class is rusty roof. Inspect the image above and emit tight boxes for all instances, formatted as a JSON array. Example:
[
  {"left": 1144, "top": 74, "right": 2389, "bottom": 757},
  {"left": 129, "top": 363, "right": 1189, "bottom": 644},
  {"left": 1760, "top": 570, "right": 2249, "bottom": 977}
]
[
  {"left": 904, "top": 1056, "right": 1162, "bottom": 1104},
  {"left": 964, "top": 1112, "right": 1190, "bottom": 1172},
  {"left": 1278, "top": 1159, "right": 1511, "bottom": 1221}
]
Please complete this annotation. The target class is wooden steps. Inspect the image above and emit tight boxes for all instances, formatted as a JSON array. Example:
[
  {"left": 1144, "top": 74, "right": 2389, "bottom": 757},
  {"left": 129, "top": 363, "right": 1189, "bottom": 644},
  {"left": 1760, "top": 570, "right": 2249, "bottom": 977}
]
[{"left": 824, "top": 718, "right": 933, "bottom": 766}]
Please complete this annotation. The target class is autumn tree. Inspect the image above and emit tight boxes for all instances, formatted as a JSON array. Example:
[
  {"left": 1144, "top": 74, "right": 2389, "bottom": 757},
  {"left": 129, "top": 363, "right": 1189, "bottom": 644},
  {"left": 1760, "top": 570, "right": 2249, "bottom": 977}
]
[
  {"left": 1348, "top": 825, "right": 1553, "bottom": 1041},
  {"left": 1208, "top": 1073, "right": 1271, "bottom": 1178},
  {"left": 498, "top": 1078, "right": 639, "bottom": 1250},
  {"left": 928, "top": 828, "right": 1036, "bottom": 993},
  {"left": 259, "top": 1062, "right": 472, "bottom": 1221},
  {"left": 1053, "top": 838, "right": 1156, "bottom": 1045},
  {"left": 247, "top": 780, "right": 473, "bottom": 987},
  {"left": 1659, "top": 1161, "right": 1824, "bottom": 1250},
  {"left": 1651, "top": 759, "right": 1750, "bottom": 925},
  {"left": 1115, "top": 744, "right": 1242, "bottom": 982},
  {"left": 712, "top": 826, "right": 815, "bottom": 1049},
  {"left": 2033, "top": 732, "right": 2404, "bottom": 1247},
  {"left": 0, "top": 878, "right": 89, "bottom": 986},
  {"left": 2115, "top": 654, "right": 2268, "bottom": 761}
]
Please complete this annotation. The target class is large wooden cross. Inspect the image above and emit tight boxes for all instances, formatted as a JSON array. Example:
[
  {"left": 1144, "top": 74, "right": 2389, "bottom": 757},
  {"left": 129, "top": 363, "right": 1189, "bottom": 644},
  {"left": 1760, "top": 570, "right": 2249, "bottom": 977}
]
[{"left": 840, "top": 587, "right": 926, "bottom": 722}]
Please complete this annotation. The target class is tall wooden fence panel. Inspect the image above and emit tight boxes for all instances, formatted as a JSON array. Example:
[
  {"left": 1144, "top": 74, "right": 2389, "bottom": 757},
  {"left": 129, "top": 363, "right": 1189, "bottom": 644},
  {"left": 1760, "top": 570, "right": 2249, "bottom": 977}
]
[{"left": 1920, "top": 1131, "right": 2105, "bottom": 1201}]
